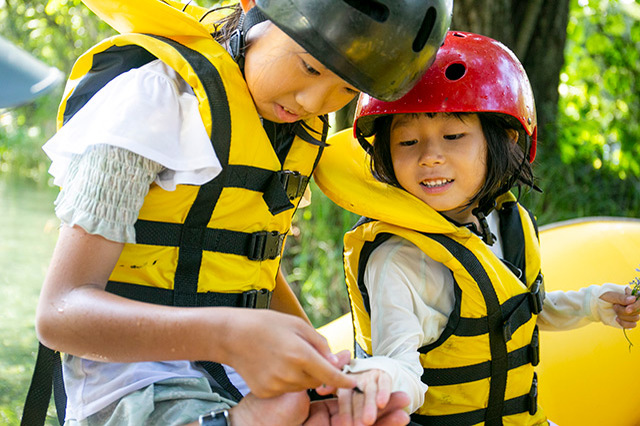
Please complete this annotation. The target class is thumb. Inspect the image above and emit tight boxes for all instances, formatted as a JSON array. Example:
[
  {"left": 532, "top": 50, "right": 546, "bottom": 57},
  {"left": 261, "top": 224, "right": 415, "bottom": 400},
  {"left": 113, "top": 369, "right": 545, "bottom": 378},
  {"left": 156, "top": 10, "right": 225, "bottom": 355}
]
[
  {"left": 332, "top": 349, "right": 352, "bottom": 370},
  {"left": 599, "top": 290, "right": 636, "bottom": 306}
]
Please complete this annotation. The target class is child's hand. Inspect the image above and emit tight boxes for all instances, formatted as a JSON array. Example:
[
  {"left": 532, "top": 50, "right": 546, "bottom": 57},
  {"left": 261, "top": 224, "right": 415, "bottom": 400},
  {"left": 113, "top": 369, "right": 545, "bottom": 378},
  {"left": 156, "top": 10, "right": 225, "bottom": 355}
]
[
  {"left": 335, "top": 369, "right": 394, "bottom": 426},
  {"left": 600, "top": 286, "right": 640, "bottom": 329}
]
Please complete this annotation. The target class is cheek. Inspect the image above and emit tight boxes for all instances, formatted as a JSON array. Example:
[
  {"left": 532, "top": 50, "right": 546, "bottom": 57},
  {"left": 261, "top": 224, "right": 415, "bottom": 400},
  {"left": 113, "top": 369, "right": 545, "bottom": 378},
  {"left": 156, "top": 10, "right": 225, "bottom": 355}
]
[{"left": 330, "top": 92, "right": 357, "bottom": 112}]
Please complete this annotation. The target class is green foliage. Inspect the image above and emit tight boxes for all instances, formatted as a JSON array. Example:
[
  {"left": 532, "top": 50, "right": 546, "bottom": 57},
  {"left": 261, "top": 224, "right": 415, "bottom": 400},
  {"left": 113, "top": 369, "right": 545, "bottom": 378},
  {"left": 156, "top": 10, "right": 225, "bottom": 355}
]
[
  {"left": 281, "top": 181, "right": 360, "bottom": 327},
  {"left": 521, "top": 0, "right": 640, "bottom": 223},
  {"left": 559, "top": 0, "right": 640, "bottom": 176},
  {"left": 0, "top": 0, "right": 116, "bottom": 183}
]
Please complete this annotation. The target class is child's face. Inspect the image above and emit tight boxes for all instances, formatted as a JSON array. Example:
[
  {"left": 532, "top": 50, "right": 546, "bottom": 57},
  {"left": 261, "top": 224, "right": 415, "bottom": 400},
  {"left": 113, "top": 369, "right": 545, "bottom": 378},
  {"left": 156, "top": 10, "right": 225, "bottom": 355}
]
[
  {"left": 243, "top": 24, "right": 359, "bottom": 123},
  {"left": 389, "top": 113, "right": 487, "bottom": 225}
]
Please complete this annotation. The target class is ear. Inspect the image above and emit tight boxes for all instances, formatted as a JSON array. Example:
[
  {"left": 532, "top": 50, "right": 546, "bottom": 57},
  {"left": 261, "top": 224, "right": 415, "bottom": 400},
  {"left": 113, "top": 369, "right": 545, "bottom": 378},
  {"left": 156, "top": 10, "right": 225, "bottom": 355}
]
[
  {"left": 507, "top": 129, "right": 519, "bottom": 145},
  {"left": 240, "top": 0, "right": 256, "bottom": 13}
]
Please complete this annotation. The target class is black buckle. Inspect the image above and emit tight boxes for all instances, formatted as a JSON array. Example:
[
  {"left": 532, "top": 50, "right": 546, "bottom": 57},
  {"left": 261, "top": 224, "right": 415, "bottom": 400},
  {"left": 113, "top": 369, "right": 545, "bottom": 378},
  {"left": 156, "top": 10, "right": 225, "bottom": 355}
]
[
  {"left": 528, "top": 275, "right": 545, "bottom": 314},
  {"left": 503, "top": 322, "right": 513, "bottom": 343},
  {"left": 529, "top": 326, "right": 540, "bottom": 366},
  {"left": 279, "top": 170, "right": 309, "bottom": 200},
  {"left": 241, "top": 288, "right": 272, "bottom": 309},
  {"left": 248, "top": 231, "right": 284, "bottom": 261},
  {"left": 528, "top": 372, "right": 538, "bottom": 415}
]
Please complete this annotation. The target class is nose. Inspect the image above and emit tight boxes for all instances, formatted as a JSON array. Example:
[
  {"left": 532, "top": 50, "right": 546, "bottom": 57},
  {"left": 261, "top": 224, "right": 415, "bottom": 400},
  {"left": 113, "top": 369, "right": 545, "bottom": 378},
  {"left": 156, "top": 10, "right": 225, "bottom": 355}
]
[
  {"left": 419, "top": 140, "right": 445, "bottom": 166},
  {"left": 295, "top": 83, "right": 330, "bottom": 116}
]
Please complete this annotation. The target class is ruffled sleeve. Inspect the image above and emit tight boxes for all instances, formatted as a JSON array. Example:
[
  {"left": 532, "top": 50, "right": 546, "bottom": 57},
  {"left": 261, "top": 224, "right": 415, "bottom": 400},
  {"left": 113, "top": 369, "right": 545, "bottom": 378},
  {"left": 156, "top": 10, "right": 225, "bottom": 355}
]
[
  {"left": 54, "top": 144, "right": 163, "bottom": 243},
  {"left": 43, "top": 59, "right": 222, "bottom": 191}
]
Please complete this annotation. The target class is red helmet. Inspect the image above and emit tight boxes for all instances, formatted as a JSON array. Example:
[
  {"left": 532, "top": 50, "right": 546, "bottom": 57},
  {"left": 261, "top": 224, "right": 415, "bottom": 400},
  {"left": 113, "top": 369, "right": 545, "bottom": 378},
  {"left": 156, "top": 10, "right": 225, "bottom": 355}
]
[{"left": 354, "top": 31, "right": 537, "bottom": 161}]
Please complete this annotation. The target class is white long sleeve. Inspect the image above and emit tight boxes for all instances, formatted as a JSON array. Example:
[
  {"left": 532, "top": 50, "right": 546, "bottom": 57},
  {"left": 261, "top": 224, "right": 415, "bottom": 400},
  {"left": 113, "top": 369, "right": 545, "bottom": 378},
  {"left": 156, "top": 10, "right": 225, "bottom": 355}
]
[
  {"left": 344, "top": 235, "right": 455, "bottom": 413},
  {"left": 538, "top": 283, "right": 627, "bottom": 330}
]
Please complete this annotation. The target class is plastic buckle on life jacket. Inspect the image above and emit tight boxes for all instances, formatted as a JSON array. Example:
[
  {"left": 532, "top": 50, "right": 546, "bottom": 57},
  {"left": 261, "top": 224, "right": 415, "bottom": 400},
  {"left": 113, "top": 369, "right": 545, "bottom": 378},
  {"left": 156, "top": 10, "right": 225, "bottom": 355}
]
[
  {"left": 528, "top": 275, "right": 545, "bottom": 315},
  {"left": 503, "top": 322, "right": 513, "bottom": 343},
  {"left": 229, "top": 28, "right": 244, "bottom": 68},
  {"left": 248, "top": 231, "right": 284, "bottom": 261},
  {"left": 529, "top": 326, "right": 540, "bottom": 366},
  {"left": 279, "top": 170, "right": 309, "bottom": 200},
  {"left": 241, "top": 288, "right": 272, "bottom": 309},
  {"left": 528, "top": 372, "right": 538, "bottom": 415}
]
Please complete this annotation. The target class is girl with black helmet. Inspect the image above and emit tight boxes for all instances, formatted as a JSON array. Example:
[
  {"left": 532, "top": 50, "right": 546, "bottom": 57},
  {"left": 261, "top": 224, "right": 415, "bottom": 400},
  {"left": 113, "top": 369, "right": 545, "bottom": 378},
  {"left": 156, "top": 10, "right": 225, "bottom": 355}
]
[
  {"left": 313, "top": 31, "right": 639, "bottom": 425},
  {"left": 31, "top": 0, "right": 452, "bottom": 424}
]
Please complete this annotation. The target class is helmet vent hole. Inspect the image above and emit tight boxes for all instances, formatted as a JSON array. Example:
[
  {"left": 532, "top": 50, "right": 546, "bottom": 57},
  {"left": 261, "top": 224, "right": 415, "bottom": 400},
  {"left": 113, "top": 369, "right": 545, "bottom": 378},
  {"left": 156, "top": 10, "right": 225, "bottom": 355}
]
[
  {"left": 444, "top": 63, "right": 466, "bottom": 81},
  {"left": 342, "top": 0, "right": 389, "bottom": 23},
  {"left": 412, "top": 7, "right": 436, "bottom": 52}
]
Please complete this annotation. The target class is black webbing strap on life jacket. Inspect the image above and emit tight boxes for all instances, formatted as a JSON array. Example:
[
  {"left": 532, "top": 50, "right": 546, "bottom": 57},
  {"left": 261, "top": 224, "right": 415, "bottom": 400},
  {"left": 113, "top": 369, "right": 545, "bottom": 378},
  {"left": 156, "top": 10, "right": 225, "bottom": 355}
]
[
  {"left": 62, "top": 45, "right": 158, "bottom": 125},
  {"left": 415, "top": 233, "right": 509, "bottom": 426},
  {"left": 410, "top": 373, "right": 538, "bottom": 426},
  {"left": 21, "top": 343, "right": 66, "bottom": 426}
]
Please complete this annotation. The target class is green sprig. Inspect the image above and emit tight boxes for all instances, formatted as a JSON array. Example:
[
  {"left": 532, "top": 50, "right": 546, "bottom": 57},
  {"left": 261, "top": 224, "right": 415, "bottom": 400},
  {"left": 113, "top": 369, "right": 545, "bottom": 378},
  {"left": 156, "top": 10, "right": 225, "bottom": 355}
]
[{"left": 623, "top": 267, "right": 640, "bottom": 352}]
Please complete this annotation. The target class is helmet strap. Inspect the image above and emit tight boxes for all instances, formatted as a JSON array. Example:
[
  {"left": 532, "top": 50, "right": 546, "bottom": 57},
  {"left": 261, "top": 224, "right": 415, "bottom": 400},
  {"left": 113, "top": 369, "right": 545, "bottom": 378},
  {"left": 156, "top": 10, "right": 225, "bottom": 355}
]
[
  {"left": 472, "top": 201, "right": 497, "bottom": 246},
  {"left": 229, "top": 7, "right": 268, "bottom": 69}
]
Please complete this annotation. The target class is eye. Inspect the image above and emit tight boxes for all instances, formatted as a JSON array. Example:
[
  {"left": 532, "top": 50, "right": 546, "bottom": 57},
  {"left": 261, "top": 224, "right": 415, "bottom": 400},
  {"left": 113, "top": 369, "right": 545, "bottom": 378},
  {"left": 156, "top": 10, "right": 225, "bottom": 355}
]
[
  {"left": 301, "top": 59, "right": 321, "bottom": 76},
  {"left": 444, "top": 133, "right": 464, "bottom": 140},
  {"left": 399, "top": 139, "right": 418, "bottom": 146},
  {"left": 345, "top": 87, "right": 359, "bottom": 96}
]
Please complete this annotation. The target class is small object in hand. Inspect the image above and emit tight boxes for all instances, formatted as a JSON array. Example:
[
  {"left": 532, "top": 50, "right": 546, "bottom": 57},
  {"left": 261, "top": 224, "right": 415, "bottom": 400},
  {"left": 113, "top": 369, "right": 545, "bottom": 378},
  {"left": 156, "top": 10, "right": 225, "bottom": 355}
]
[{"left": 623, "top": 267, "right": 640, "bottom": 352}]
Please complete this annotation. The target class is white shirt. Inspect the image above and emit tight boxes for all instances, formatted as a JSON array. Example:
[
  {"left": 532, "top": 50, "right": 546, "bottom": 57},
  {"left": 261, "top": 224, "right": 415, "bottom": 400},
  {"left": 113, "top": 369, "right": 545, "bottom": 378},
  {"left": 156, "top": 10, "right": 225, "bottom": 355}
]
[
  {"left": 344, "top": 212, "right": 627, "bottom": 413},
  {"left": 44, "top": 59, "right": 222, "bottom": 192}
]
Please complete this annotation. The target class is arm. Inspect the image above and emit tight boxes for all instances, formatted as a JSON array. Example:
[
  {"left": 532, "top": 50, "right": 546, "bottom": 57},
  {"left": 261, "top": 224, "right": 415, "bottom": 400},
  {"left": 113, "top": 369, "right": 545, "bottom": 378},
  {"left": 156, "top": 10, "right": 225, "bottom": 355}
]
[
  {"left": 341, "top": 237, "right": 454, "bottom": 415},
  {"left": 538, "top": 283, "right": 640, "bottom": 331},
  {"left": 36, "top": 224, "right": 355, "bottom": 398},
  {"left": 270, "top": 267, "right": 312, "bottom": 324}
]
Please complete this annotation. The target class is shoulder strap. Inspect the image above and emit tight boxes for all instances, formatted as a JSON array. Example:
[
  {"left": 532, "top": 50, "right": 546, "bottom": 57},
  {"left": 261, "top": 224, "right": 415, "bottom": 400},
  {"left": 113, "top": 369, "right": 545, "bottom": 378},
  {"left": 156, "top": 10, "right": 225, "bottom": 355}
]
[{"left": 21, "top": 343, "right": 66, "bottom": 426}]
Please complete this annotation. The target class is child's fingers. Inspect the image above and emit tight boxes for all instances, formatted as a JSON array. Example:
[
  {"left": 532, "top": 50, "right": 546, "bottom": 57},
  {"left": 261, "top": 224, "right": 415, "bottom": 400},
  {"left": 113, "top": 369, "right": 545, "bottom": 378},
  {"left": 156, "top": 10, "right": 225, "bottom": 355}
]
[
  {"left": 333, "top": 349, "right": 353, "bottom": 369},
  {"left": 617, "top": 315, "right": 639, "bottom": 329},
  {"left": 337, "top": 387, "right": 354, "bottom": 426},
  {"left": 361, "top": 381, "right": 380, "bottom": 426},
  {"left": 599, "top": 290, "right": 636, "bottom": 307},
  {"left": 375, "top": 371, "right": 392, "bottom": 409},
  {"left": 624, "top": 296, "right": 640, "bottom": 315}
]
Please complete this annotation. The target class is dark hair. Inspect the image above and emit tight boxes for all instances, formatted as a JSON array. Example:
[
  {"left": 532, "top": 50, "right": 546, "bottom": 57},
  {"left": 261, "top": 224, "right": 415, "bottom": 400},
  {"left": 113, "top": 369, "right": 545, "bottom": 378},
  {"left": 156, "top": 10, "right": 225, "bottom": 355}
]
[
  {"left": 200, "top": 4, "right": 244, "bottom": 45},
  {"left": 369, "top": 112, "right": 535, "bottom": 209}
]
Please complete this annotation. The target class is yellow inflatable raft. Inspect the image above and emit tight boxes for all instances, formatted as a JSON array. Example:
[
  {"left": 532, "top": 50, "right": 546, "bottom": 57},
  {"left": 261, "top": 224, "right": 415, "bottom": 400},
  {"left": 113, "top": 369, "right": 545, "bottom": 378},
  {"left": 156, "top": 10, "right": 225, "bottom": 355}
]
[{"left": 318, "top": 217, "right": 640, "bottom": 425}]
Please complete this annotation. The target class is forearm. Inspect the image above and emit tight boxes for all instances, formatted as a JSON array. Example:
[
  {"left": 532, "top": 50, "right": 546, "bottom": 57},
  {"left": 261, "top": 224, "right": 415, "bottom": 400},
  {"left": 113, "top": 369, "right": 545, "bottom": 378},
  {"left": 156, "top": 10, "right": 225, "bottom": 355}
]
[
  {"left": 37, "top": 282, "right": 237, "bottom": 363},
  {"left": 270, "top": 268, "right": 311, "bottom": 324},
  {"left": 537, "top": 283, "right": 628, "bottom": 330}
]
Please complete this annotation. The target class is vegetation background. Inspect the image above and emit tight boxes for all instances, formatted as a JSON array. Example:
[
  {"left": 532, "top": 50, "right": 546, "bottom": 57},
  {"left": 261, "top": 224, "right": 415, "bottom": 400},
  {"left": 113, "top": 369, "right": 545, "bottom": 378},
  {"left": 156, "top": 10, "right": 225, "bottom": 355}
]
[{"left": 1, "top": 0, "right": 639, "bottom": 423}]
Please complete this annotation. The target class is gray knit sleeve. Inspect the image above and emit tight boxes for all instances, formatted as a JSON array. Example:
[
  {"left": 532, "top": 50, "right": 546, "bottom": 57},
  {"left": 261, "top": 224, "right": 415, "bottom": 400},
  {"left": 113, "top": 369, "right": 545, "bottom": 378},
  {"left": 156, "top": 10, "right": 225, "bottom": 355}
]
[{"left": 54, "top": 144, "right": 164, "bottom": 243}]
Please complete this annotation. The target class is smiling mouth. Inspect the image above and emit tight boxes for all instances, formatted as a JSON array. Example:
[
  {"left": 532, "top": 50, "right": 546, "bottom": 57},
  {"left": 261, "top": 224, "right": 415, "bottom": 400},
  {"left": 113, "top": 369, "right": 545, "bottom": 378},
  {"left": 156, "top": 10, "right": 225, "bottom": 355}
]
[{"left": 421, "top": 178, "right": 452, "bottom": 188}]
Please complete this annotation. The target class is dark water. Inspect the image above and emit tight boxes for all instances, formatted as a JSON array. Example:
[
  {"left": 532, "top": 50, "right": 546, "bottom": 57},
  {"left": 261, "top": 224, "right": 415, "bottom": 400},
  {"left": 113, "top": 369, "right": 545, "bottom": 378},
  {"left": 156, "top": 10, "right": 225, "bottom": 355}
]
[{"left": 0, "top": 178, "right": 59, "bottom": 423}]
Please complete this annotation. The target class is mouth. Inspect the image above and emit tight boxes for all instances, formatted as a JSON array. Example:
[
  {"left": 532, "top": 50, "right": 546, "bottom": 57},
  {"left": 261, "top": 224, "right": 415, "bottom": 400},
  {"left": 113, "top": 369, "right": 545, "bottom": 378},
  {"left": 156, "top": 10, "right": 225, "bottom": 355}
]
[
  {"left": 274, "top": 104, "right": 301, "bottom": 123},
  {"left": 420, "top": 178, "right": 453, "bottom": 188}
]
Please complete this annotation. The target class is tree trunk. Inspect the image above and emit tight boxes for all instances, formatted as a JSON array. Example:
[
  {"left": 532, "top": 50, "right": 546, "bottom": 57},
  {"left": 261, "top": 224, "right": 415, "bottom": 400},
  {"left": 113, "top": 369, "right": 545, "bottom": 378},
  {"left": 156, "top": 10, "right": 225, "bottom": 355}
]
[{"left": 451, "top": 0, "right": 570, "bottom": 155}]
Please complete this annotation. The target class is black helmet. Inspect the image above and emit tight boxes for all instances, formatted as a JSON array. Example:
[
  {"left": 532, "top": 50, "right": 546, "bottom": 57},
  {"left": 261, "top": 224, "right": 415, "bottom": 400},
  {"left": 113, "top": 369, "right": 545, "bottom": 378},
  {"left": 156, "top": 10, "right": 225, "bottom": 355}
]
[
  {"left": 255, "top": 0, "right": 453, "bottom": 102},
  {"left": 0, "top": 36, "right": 63, "bottom": 108}
]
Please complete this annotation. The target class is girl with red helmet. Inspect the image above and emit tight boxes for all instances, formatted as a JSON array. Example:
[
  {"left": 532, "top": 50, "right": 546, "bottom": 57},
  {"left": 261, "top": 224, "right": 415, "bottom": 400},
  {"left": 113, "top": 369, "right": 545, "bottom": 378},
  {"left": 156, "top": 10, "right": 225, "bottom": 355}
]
[{"left": 321, "top": 31, "right": 639, "bottom": 425}]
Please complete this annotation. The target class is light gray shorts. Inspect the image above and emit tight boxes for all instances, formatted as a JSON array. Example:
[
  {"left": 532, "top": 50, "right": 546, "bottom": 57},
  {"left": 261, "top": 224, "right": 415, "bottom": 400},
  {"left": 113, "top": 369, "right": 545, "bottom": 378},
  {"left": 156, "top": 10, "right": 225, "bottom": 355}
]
[{"left": 65, "top": 377, "right": 237, "bottom": 426}]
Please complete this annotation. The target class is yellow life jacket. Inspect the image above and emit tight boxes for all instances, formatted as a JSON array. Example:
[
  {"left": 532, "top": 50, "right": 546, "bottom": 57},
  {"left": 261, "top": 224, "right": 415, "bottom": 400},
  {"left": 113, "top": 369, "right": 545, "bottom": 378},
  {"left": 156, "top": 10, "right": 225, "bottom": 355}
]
[
  {"left": 315, "top": 130, "right": 548, "bottom": 425},
  {"left": 57, "top": 4, "right": 327, "bottom": 309}
]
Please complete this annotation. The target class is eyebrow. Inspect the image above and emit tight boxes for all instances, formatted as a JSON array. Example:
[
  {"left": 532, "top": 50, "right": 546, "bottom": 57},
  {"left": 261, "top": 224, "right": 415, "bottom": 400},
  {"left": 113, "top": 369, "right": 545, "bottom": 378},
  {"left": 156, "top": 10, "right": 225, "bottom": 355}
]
[{"left": 391, "top": 115, "right": 419, "bottom": 131}]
